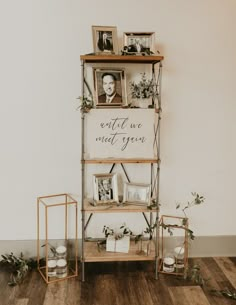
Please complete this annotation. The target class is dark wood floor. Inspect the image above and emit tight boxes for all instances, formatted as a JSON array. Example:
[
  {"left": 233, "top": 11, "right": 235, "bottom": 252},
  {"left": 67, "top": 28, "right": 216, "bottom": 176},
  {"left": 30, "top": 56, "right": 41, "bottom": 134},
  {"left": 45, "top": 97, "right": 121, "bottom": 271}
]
[{"left": 0, "top": 257, "right": 235, "bottom": 305}]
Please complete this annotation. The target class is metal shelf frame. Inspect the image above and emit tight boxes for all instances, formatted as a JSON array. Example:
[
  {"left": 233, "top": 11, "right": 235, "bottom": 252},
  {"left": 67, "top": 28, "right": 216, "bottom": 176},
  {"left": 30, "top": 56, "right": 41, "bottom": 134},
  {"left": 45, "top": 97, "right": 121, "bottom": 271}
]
[{"left": 80, "top": 54, "right": 163, "bottom": 281}]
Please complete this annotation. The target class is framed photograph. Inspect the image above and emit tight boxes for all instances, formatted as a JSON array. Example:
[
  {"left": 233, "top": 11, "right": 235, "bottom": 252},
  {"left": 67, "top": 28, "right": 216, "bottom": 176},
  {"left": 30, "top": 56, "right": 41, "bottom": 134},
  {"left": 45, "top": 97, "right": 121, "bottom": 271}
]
[
  {"left": 92, "top": 25, "right": 118, "bottom": 55},
  {"left": 123, "top": 182, "right": 151, "bottom": 206},
  {"left": 93, "top": 173, "right": 119, "bottom": 204},
  {"left": 123, "top": 32, "right": 155, "bottom": 55},
  {"left": 93, "top": 68, "right": 127, "bottom": 107}
]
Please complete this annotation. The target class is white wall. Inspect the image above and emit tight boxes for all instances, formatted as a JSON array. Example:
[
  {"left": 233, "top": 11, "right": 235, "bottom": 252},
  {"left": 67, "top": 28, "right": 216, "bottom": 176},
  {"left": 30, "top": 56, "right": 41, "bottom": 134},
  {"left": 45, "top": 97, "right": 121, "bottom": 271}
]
[{"left": 0, "top": 0, "right": 236, "bottom": 241}]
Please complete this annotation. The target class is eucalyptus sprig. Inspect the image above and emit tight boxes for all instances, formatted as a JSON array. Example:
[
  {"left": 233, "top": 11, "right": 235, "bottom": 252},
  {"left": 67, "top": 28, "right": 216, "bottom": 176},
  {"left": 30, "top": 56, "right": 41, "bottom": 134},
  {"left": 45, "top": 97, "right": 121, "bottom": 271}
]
[
  {"left": 161, "top": 222, "right": 195, "bottom": 240},
  {"left": 1, "top": 252, "right": 30, "bottom": 286},
  {"left": 147, "top": 198, "right": 159, "bottom": 210},
  {"left": 135, "top": 222, "right": 157, "bottom": 243},
  {"left": 176, "top": 192, "right": 205, "bottom": 223},
  {"left": 211, "top": 288, "right": 236, "bottom": 300},
  {"left": 98, "top": 224, "right": 133, "bottom": 251},
  {"left": 184, "top": 264, "right": 209, "bottom": 286},
  {"left": 76, "top": 96, "right": 93, "bottom": 113},
  {"left": 103, "top": 224, "right": 133, "bottom": 240},
  {"left": 161, "top": 192, "right": 205, "bottom": 240},
  {"left": 185, "top": 264, "right": 236, "bottom": 301},
  {"left": 41, "top": 243, "right": 57, "bottom": 256}
]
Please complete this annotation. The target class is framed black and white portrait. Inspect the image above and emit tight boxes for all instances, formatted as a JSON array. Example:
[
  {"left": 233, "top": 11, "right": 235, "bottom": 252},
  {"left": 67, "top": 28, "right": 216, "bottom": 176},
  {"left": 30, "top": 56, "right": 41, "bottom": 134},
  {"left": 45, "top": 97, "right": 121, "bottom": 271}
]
[
  {"left": 123, "top": 32, "right": 155, "bottom": 55},
  {"left": 123, "top": 182, "right": 151, "bottom": 206},
  {"left": 92, "top": 25, "right": 118, "bottom": 55},
  {"left": 93, "top": 68, "right": 127, "bottom": 107},
  {"left": 93, "top": 173, "right": 119, "bottom": 205}
]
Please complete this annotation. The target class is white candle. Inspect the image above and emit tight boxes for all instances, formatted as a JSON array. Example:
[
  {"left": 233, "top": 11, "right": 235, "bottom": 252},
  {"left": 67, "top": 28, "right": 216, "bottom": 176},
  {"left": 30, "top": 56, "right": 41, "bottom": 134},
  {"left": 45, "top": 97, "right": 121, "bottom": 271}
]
[
  {"left": 174, "top": 246, "right": 185, "bottom": 271},
  {"left": 174, "top": 246, "right": 184, "bottom": 257},
  {"left": 47, "top": 259, "right": 57, "bottom": 277},
  {"left": 163, "top": 255, "right": 175, "bottom": 272},
  {"left": 56, "top": 259, "right": 67, "bottom": 278},
  {"left": 56, "top": 245, "right": 67, "bottom": 258}
]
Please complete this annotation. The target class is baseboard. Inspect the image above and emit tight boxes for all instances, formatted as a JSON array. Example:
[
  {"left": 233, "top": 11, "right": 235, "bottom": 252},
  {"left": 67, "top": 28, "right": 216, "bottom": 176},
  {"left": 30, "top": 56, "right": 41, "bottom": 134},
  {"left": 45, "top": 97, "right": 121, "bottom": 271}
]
[
  {"left": 188, "top": 235, "right": 236, "bottom": 257},
  {"left": 0, "top": 236, "right": 235, "bottom": 258}
]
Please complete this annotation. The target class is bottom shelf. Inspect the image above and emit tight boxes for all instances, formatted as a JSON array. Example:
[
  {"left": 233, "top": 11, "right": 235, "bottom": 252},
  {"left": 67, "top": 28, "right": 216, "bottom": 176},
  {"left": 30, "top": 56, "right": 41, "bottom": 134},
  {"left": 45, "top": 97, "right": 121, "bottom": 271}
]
[
  {"left": 38, "top": 265, "right": 78, "bottom": 284},
  {"left": 83, "top": 240, "right": 156, "bottom": 262},
  {"left": 158, "top": 258, "right": 187, "bottom": 276}
]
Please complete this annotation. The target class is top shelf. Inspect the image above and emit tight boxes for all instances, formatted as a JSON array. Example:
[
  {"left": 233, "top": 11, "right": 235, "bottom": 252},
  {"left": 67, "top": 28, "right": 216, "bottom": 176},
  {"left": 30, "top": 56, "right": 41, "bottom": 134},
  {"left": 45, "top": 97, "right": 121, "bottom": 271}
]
[{"left": 80, "top": 54, "right": 164, "bottom": 64}]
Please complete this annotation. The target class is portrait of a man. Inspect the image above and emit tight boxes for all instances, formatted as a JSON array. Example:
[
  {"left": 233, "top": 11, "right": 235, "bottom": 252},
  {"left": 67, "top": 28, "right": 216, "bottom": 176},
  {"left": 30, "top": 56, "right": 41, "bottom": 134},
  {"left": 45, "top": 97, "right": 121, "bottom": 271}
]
[
  {"left": 93, "top": 173, "right": 119, "bottom": 204},
  {"left": 98, "top": 178, "right": 113, "bottom": 201},
  {"left": 92, "top": 26, "right": 118, "bottom": 54},
  {"left": 97, "top": 31, "right": 113, "bottom": 52},
  {"left": 94, "top": 69, "right": 126, "bottom": 107}
]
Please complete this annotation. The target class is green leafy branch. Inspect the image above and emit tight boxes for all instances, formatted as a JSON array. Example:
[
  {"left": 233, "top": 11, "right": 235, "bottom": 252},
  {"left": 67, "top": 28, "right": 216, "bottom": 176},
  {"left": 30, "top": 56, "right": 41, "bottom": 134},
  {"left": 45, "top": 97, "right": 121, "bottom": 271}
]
[
  {"left": 176, "top": 192, "right": 205, "bottom": 221},
  {"left": 161, "top": 192, "right": 205, "bottom": 240},
  {"left": 211, "top": 288, "right": 236, "bottom": 300},
  {"left": 76, "top": 96, "right": 93, "bottom": 113},
  {"left": 161, "top": 222, "right": 195, "bottom": 240},
  {"left": 0, "top": 252, "right": 35, "bottom": 286},
  {"left": 147, "top": 198, "right": 159, "bottom": 210},
  {"left": 134, "top": 222, "right": 157, "bottom": 243},
  {"left": 184, "top": 264, "right": 209, "bottom": 286},
  {"left": 41, "top": 243, "right": 56, "bottom": 256},
  {"left": 185, "top": 264, "right": 236, "bottom": 301}
]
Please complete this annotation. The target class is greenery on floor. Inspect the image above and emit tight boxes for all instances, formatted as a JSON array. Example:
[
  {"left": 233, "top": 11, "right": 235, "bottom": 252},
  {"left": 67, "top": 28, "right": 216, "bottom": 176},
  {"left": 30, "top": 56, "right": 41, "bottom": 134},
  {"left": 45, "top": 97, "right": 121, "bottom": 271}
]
[{"left": 0, "top": 252, "right": 37, "bottom": 286}]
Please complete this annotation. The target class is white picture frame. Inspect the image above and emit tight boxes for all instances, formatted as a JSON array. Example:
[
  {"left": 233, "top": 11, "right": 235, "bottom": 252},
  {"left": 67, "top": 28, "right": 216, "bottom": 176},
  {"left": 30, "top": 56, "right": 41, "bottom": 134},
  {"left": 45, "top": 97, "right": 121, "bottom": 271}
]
[
  {"left": 92, "top": 25, "right": 118, "bottom": 55},
  {"left": 123, "top": 182, "right": 151, "bottom": 205},
  {"left": 123, "top": 32, "right": 155, "bottom": 55},
  {"left": 93, "top": 173, "right": 119, "bottom": 205}
]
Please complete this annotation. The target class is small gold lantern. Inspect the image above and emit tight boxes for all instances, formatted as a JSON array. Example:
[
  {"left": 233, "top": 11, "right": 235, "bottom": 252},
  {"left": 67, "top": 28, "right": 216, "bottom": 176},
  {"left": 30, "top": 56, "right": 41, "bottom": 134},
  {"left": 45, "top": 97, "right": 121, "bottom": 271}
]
[{"left": 159, "top": 215, "right": 189, "bottom": 275}]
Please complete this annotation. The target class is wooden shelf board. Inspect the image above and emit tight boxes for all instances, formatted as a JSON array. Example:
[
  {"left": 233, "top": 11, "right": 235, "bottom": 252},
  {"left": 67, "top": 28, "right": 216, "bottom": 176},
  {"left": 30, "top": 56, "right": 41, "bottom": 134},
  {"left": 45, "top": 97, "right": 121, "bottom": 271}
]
[
  {"left": 80, "top": 54, "right": 164, "bottom": 64},
  {"left": 83, "top": 200, "right": 158, "bottom": 213},
  {"left": 82, "top": 158, "right": 159, "bottom": 164},
  {"left": 83, "top": 241, "right": 155, "bottom": 262}
]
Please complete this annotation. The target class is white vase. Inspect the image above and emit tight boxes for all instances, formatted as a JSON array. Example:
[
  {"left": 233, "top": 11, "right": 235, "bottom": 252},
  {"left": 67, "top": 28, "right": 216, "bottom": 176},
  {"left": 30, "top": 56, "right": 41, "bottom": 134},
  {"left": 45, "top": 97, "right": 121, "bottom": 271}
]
[{"left": 133, "top": 98, "right": 151, "bottom": 109}]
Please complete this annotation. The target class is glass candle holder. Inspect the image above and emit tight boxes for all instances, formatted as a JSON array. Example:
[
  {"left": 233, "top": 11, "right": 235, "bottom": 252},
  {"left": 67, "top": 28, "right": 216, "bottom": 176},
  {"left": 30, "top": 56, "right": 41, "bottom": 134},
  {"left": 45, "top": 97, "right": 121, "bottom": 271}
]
[
  {"left": 56, "top": 259, "right": 67, "bottom": 278},
  {"left": 174, "top": 246, "right": 185, "bottom": 272},
  {"left": 163, "top": 252, "right": 175, "bottom": 273},
  {"left": 56, "top": 246, "right": 67, "bottom": 259},
  {"left": 47, "top": 257, "right": 57, "bottom": 278}
]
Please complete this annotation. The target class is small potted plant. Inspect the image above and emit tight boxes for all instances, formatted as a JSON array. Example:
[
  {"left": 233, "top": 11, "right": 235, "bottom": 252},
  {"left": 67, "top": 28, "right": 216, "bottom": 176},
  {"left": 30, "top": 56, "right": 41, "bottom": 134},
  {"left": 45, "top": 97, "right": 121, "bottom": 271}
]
[{"left": 129, "top": 73, "right": 158, "bottom": 108}]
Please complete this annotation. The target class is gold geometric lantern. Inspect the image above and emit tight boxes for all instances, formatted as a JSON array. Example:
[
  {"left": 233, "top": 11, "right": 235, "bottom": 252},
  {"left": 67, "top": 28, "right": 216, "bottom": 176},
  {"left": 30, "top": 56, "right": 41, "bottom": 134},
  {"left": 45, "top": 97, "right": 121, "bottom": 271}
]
[
  {"left": 37, "top": 193, "right": 78, "bottom": 283},
  {"left": 158, "top": 215, "right": 189, "bottom": 276}
]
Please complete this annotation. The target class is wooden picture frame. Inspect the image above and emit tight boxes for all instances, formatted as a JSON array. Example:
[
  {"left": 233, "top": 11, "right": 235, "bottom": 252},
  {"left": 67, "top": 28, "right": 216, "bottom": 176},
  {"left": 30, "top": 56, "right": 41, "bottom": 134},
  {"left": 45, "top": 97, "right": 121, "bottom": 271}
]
[
  {"left": 93, "top": 68, "right": 127, "bottom": 107},
  {"left": 92, "top": 25, "right": 118, "bottom": 55},
  {"left": 123, "top": 32, "right": 155, "bottom": 55},
  {"left": 93, "top": 173, "right": 119, "bottom": 205},
  {"left": 123, "top": 182, "right": 151, "bottom": 205}
]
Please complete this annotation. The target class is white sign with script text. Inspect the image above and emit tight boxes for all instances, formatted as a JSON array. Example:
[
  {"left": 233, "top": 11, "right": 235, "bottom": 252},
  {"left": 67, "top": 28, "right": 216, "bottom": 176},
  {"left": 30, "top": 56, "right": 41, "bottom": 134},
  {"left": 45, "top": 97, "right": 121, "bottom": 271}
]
[{"left": 84, "top": 109, "right": 157, "bottom": 159}]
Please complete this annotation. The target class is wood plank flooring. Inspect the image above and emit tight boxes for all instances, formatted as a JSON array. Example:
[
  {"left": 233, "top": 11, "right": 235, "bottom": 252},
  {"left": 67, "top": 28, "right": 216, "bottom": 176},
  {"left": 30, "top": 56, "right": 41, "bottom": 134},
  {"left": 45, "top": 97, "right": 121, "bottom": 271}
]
[{"left": 0, "top": 257, "right": 235, "bottom": 305}]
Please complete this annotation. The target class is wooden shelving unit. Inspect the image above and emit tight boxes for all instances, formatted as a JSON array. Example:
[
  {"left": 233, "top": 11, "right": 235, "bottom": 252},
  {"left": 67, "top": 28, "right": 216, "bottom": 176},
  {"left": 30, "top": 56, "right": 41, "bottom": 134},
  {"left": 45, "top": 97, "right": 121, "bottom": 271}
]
[{"left": 80, "top": 54, "right": 163, "bottom": 281}]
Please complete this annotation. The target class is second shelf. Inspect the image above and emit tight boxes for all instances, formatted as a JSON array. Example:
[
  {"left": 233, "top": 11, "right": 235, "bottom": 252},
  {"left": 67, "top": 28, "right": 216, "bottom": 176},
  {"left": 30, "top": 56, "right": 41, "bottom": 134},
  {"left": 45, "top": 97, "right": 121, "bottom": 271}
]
[{"left": 83, "top": 200, "right": 158, "bottom": 213}]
